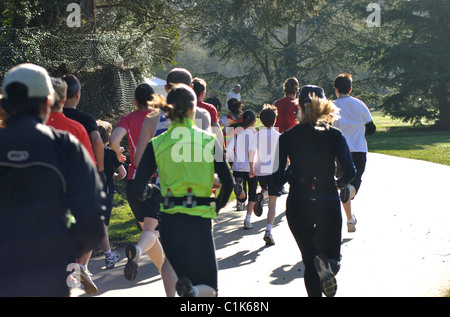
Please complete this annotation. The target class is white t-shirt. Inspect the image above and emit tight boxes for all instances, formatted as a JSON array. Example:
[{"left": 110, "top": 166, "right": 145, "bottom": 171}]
[
  {"left": 194, "top": 107, "right": 212, "bottom": 132},
  {"left": 249, "top": 128, "right": 281, "bottom": 176},
  {"left": 225, "top": 90, "right": 241, "bottom": 110},
  {"left": 333, "top": 96, "right": 373, "bottom": 153},
  {"left": 226, "top": 127, "right": 257, "bottom": 172}
]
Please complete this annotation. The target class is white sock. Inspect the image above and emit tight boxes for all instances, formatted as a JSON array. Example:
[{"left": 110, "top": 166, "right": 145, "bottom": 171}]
[
  {"left": 135, "top": 245, "right": 142, "bottom": 260},
  {"left": 266, "top": 224, "right": 272, "bottom": 233},
  {"left": 104, "top": 249, "right": 112, "bottom": 258},
  {"left": 245, "top": 214, "right": 251, "bottom": 222}
]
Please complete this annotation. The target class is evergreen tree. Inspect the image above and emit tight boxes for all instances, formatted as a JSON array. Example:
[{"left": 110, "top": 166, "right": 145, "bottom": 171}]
[{"left": 365, "top": 0, "right": 450, "bottom": 128}]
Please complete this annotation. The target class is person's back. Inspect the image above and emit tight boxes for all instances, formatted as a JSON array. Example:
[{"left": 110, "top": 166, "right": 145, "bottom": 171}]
[
  {"left": 117, "top": 109, "right": 153, "bottom": 178},
  {"left": 274, "top": 97, "right": 298, "bottom": 133},
  {"left": 281, "top": 123, "right": 344, "bottom": 196},
  {"left": 333, "top": 96, "right": 372, "bottom": 152},
  {"left": 48, "top": 112, "right": 96, "bottom": 163},
  {"left": 274, "top": 77, "right": 299, "bottom": 133},
  {"left": 0, "top": 64, "right": 104, "bottom": 297},
  {"left": 0, "top": 117, "right": 104, "bottom": 296}
]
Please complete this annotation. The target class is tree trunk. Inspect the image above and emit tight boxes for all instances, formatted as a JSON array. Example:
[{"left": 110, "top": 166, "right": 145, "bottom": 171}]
[{"left": 436, "top": 80, "right": 450, "bottom": 130}]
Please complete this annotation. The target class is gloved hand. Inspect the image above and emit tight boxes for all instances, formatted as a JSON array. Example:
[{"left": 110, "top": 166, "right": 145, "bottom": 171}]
[{"left": 140, "top": 183, "right": 161, "bottom": 201}]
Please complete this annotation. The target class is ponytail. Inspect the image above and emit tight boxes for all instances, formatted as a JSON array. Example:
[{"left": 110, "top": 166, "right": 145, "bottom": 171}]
[
  {"left": 299, "top": 94, "right": 339, "bottom": 129},
  {"left": 164, "top": 84, "right": 196, "bottom": 123}
]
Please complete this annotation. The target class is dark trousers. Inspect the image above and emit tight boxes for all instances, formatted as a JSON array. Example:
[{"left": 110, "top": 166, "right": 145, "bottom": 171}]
[
  {"left": 159, "top": 212, "right": 218, "bottom": 292},
  {"left": 286, "top": 194, "right": 342, "bottom": 297}
]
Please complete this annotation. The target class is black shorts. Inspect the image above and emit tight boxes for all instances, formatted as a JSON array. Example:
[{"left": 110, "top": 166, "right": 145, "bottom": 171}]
[
  {"left": 233, "top": 171, "right": 258, "bottom": 202},
  {"left": 126, "top": 179, "right": 161, "bottom": 223},
  {"left": 257, "top": 174, "right": 282, "bottom": 197},
  {"left": 336, "top": 152, "right": 366, "bottom": 195}
]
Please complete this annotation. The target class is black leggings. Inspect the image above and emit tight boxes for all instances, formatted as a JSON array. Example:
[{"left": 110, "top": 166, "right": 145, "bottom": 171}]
[
  {"left": 286, "top": 193, "right": 342, "bottom": 297},
  {"left": 159, "top": 212, "right": 218, "bottom": 293}
]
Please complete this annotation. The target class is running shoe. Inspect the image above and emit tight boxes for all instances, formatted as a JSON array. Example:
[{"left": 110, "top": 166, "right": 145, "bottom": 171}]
[
  {"left": 254, "top": 193, "right": 264, "bottom": 217},
  {"left": 234, "top": 177, "right": 246, "bottom": 202},
  {"left": 314, "top": 255, "right": 337, "bottom": 297},
  {"left": 176, "top": 277, "right": 196, "bottom": 297},
  {"left": 105, "top": 251, "right": 120, "bottom": 269},
  {"left": 236, "top": 201, "right": 245, "bottom": 211},
  {"left": 124, "top": 244, "right": 140, "bottom": 281},
  {"left": 339, "top": 184, "right": 351, "bottom": 203},
  {"left": 79, "top": 265, "right": 98, "bottom": 295},
  {"left": 243, "top": 220, "right": 253, "bottom": 229},
  {"left": 347, "top": 216, "right": 357, "bottom": 233},
  {"left": 263, "top": 231, "right": 275, "bottom": 246}
]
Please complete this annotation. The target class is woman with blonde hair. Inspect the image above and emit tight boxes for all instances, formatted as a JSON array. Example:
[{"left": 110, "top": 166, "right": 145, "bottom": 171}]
[{"left": 274, "top": 85, "right": 356, "bottom": 297}]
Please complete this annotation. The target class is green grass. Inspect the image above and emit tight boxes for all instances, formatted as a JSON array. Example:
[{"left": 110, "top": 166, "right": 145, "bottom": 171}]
[
  {"left": 367, "top": 111, "right": 450, "bottom": 166},
  {"left": 104, "top": 193, "right": 140, "bottom": 252}
]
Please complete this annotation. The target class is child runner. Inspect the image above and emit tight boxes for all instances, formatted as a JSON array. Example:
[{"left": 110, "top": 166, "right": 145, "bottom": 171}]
[
  {"left": 226, "top": 110, "right": 258, "bottom": 229},
  {"left": 249, "top": 104, "right": 281, "bottom": 245},
  {"left": 96, "top": 120, "right": 127, "bottom": 269}
]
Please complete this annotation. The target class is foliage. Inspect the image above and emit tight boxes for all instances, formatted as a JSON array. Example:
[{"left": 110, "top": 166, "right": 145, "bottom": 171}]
[{"left": 362, "top": 0, "right": 450, "bottom": 128}]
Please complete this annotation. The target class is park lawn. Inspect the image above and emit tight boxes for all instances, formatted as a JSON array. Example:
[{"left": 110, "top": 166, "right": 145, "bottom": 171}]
[{"left": 367, "top": 111, "right": 450, "bottom": 166}]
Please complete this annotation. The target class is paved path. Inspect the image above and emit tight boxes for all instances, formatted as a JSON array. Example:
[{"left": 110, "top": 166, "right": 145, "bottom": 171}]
[{"left": 72, "top": 153, "right": 450, "bottom": 297}]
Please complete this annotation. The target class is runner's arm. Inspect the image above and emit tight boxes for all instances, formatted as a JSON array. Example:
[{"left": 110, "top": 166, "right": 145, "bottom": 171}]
[{"left": 129, "top": 141, "right": 158, "bottom": 201}]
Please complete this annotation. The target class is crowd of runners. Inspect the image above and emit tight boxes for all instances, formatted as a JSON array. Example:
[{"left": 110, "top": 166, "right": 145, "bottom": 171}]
[{"left": 0, "top": 63, "right": 375, "bottom": 297}]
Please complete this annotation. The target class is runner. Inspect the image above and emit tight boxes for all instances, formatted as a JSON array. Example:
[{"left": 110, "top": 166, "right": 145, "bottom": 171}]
[
  {"left": 96, "top": 120, "right": 126, "bottom": 269},
  {"left": 47, "top": 77, "right": 96, "bottom": 164},
  {"left": 130, "top": 84, "right": 233, "bottom": 297},
  {"left": 109, "top": 83, "right": 166, "bottom": 283},
  {"left": 333, "top": 73, "right": 376, "bottom": 232},
  {"left": 226, "top": 110, "right": 258, "bottom": 229},
  {"left": 0, "top": 63, "right": 104, "bottom": 297},
  {"left": 274, "top": 77, "right": 300, "bottom": 133},
  {"left": 249, "top": 104, "right": 281, "bottom": 245},
  {"left": 274, "top": 85, "right": 356, "bottom": 297}
]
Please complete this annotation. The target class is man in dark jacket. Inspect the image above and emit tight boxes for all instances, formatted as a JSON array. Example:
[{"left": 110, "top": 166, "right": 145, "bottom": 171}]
[{"left": 0, "top": 63, "right": 105, "bottom": 297}]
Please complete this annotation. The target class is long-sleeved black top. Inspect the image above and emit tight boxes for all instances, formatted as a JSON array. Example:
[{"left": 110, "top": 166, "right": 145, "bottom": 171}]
[{"left": 274, "top": 123, "right": 356, "bottom": 201}]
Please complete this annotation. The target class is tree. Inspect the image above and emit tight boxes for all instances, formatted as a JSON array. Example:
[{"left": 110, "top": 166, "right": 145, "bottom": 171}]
[
  {"left": 174, "top": 0, "right": 382, "bottom": 103},
  {"left": 364, "top": 0, "right": 450, "bottom": 128},
  {"left": 173, "top": 0, "right": 324, "bottom": 101}
]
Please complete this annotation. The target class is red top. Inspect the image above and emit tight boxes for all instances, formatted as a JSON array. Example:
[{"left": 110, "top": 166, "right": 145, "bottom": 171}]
[
  {"left": 197, "top": 100, "right": 219, "bottom": 124},
  {"left": 274, "top": 96, "right": 298, "bottom": 133},
  {"left": 47, "top": 112, "right": 96, "bottom": 165},
  {"left": 117, "top": 110, "right": 153, "bottom": 179}
]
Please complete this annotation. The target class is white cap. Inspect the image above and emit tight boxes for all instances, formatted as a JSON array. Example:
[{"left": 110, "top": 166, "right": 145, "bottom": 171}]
[{"left": 2, "top": 63, "right": 54, "bottom": 99}]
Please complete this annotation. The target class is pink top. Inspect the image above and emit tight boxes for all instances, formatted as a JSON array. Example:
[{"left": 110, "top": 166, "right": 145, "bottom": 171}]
[{"left": 117, "top": 109, "right": 153, "bottom": 179}]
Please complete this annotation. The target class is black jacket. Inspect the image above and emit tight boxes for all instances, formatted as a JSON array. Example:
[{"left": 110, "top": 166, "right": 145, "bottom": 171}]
[
  {"left": 0, "top": 116, "right": 105, "bottom": 296},
  {"left": 274, "top": 123, "right": 356, "bottom": 200}
]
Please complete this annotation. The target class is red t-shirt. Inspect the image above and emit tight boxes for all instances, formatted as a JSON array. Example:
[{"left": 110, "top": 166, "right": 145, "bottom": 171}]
[
  {"left": 117, "top": 110, "right": 153, "bottom": 179},
  {"left": 197, "top": 100, "right": 219, "bottom": 124},
  {"left": 274, "top": 97, "right": 298, "bottom": 133},
  {"left": 47, "top": 112, "right": 97, "bottom": 165}
]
